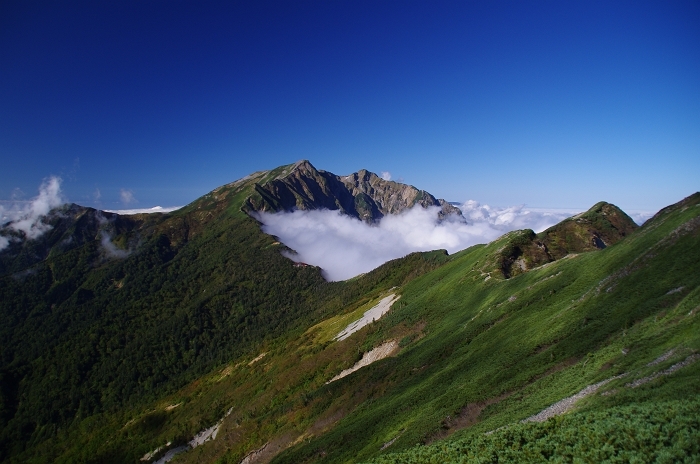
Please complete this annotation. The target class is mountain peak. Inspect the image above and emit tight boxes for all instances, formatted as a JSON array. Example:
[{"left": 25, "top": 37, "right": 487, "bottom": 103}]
[
  {"left": 290, "top": 159, "right": 317, "bottom": 172},
  {"left": 487, "top": 200, "right": 640, "bottom": 279},
  {"left": 243, "top": 161, "right": 463, "bottom": 223}
]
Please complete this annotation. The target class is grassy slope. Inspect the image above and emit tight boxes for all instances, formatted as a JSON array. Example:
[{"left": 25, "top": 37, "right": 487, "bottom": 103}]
[
  {"left": 109, "top": 192, "right": 698, "bottom": 464},
  {"left": 102, "top": 192, "right": 697, "bottom": 464},
  {"left": 270, "top": 195, "right": 700, "bottom": 463},
  {"left": 6, "top": 250, "right": 448, "bottom": 464},
  {"left": 2, "top": 180, "right": 698, "bottom": 463}
]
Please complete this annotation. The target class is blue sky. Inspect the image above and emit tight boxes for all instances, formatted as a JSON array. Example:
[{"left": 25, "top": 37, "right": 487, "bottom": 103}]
[{"left": 1, "top": 0, "right": 698, "bottom": 213}]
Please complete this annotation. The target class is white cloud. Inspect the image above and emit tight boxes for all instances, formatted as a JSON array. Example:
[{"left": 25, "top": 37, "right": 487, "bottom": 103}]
[
  {"left": 255, "top": 202, "right": 585, "bottom": 281},
  {"left": 256, "top": 199, "right": 661, "bottom": 282},
  {"left": 626, "top": 210, "right": 655, "bottom": 225},
  {"left": 94, "top": 212, "right": 132, "bottom": 259},
  {"left": 105, "top": 206, "right": 182, "bottom": 215},
  {"left": 0, "top": 177, "right": 65, "bottom": 250},
  {"left": 99, "top": 230, "right": 130, "bottom": 259},
  {"left": 381, "top": 171, "right": 392, "bottom": 181},
  {"left": 120, "top": 189, "right": 136, "bottom": 205},
  {"left": 460, "top": 201, "right": 583, "bottom": 233}
]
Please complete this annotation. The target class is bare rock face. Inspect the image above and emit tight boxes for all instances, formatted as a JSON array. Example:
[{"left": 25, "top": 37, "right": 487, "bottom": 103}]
[
  {"left": 538, "top": 202, "right": 639, "bottom": 260},
  {"left": 494, "top": 201, "right": 639, "bottom": 278},
  {"left": 243, "top": 160, "right": 464, "bottom": 223}
]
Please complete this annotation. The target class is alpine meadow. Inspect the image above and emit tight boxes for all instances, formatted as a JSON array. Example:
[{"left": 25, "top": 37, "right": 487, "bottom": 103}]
[{"left": 1, "top": 160, "right": 699, "bottom": 463}]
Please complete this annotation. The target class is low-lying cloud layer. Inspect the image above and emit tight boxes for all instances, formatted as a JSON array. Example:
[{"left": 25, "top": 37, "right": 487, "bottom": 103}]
[
  {"left": 256, "top": 201, "right": 655, "bottom": 282},
  {"left": 0, "top": 177, "right": 64, "bottom": 251},
  {"left": 104, "top": 206, "right": 182, "bottom": 215}
]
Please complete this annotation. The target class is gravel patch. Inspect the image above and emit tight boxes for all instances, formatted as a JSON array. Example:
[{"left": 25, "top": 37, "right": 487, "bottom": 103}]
[
  {"left": 647, "top": 349, "right": 676, "bottom": 367},
  {"left": 335, "top": 294, "right": 400, "bottom": 341},
  {"left": 523, "top": 373, "right": 627, "bottom": 423},
  {"left": 627, "top": 354, "right": 700, "bottom": 388}
]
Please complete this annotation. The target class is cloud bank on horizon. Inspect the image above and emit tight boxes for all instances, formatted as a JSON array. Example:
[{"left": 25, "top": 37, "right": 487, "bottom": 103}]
[
  {"left": 256, "top": 201, "right": 652, "bottom": 281},
  {"left": 104, "top": 206, "right": 182, "bottom": 215}
]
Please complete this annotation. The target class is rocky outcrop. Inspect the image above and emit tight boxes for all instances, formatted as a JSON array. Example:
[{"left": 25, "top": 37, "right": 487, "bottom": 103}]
[
  {"left": 243, "top": 160, "right": 463, "bottom": 223},
  {"left": 538, "top": 202, "right": 638, "bottom": 260},
  {"left": 495, "top": 202, "right": 639, "bottom": 278}
]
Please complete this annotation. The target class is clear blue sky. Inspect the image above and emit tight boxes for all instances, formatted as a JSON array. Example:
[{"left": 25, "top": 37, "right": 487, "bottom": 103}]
[{"left": 1, "top": 0, "right": 698, "bottom": 212}]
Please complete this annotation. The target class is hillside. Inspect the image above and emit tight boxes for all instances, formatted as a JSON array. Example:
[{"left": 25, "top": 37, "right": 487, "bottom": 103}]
[
  {"left": 265, "top": 192, "right": 700, "bottom": 463},
  {"left": 1, "top": 162, "right": 698, "bottom": 463},
  {"left": 0, "top": 162, "right": 456, "bottom": 462}
]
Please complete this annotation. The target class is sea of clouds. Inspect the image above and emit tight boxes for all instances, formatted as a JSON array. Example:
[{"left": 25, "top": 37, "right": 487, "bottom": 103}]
[
  {"left": 255, "top": 203, "right": 655, "bottom": 281},
  {"left": 2, "top": 178, "right": 655, "bottom": 278},
  {"left": 104, "top": 206, "right": 182, "bottom": 215}
]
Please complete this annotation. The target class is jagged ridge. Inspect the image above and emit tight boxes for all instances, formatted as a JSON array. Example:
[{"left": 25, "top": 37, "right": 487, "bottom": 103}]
[{"left": 242, "top": 160, "right": 462, "bottom": 223}]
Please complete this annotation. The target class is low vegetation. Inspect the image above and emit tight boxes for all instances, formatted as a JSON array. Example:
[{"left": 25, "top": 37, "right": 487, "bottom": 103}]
[{"left": 1, "top": 160, "right": 698, "bottom": 464}]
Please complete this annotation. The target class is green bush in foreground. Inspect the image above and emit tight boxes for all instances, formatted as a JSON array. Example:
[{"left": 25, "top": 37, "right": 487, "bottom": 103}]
[{"left": 366, "top": 397, "right": 700, "bottom": 463}]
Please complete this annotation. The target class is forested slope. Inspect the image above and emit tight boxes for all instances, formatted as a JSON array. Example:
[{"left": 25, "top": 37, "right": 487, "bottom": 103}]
[{"left": 0, "top": 164, "right": 450, "bottom": 462}]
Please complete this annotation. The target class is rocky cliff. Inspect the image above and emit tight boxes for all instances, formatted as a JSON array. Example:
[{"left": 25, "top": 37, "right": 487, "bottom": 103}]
[{"left": 242, "top": 160, "right": 463, "bottom": 222}]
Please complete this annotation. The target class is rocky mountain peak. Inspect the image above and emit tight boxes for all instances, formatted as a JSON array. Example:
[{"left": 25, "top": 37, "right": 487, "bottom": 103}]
[{"left": 243, "top": 160, "right": 464, "bottom": 223}]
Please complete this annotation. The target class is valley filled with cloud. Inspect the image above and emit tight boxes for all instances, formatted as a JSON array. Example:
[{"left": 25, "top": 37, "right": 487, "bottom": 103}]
[
  {"left": 256, "top": 201, "right": 641, "bottom": 281},
  {"left": 0, "top": 177, "right": 655, "bottom": 277}
]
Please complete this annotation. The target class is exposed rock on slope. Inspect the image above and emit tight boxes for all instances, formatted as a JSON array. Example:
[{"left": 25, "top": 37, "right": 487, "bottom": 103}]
[
  {"left": 242, "top": 160, "right": 462, "bottom": 223},
  {"left": 494, "top": 201, "right": 639, "bottom": 278},
  {"left": 539, "top": 201, "right": 638, "bottom": 260}
]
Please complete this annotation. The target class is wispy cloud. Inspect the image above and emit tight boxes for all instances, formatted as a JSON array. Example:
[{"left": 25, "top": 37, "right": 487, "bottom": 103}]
[
  {"left": 626, "top": 210, "right": 656, "bottom": 225},
  {"left": 95, "top": 212, "right": 131, "bottom": 259},
  {"left": 120, "top": 189, "right": 136, "bottom": 205},
  {"left": 255, "top": 202, "right": 590, "bottom": 281},
  {"left": 381, "top": 171, "right": 392, "bottom": 181},
  {"left": 0, "top": 177, "right": 65, "bottom": 250},
  {"left": 10, "top": 188, "right": 25, "bottom": 201}
]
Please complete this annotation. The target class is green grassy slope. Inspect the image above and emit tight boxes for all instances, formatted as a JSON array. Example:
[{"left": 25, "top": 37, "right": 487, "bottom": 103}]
[
  {"left": 269, "top": 193, "right": 700, "bottom": 463},
  {"left": 0, "top": 250, "right": 448, "bottom": 464},
  {"left": 94, "top": 192, "right": 697, "bottom": 464}
]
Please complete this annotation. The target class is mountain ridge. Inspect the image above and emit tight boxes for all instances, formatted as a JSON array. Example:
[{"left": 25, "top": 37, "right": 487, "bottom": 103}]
[
  {"left": 241, "top": 160, "right": 463, "bottom": 223},
  {"left": 1, "top": 163, "right": 698, "bottom": 463}
]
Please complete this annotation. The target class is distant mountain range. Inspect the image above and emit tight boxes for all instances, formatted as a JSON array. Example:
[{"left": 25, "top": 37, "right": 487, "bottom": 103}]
[{"left": 1, "top": 161, "right": 698, "bottom": 463}]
